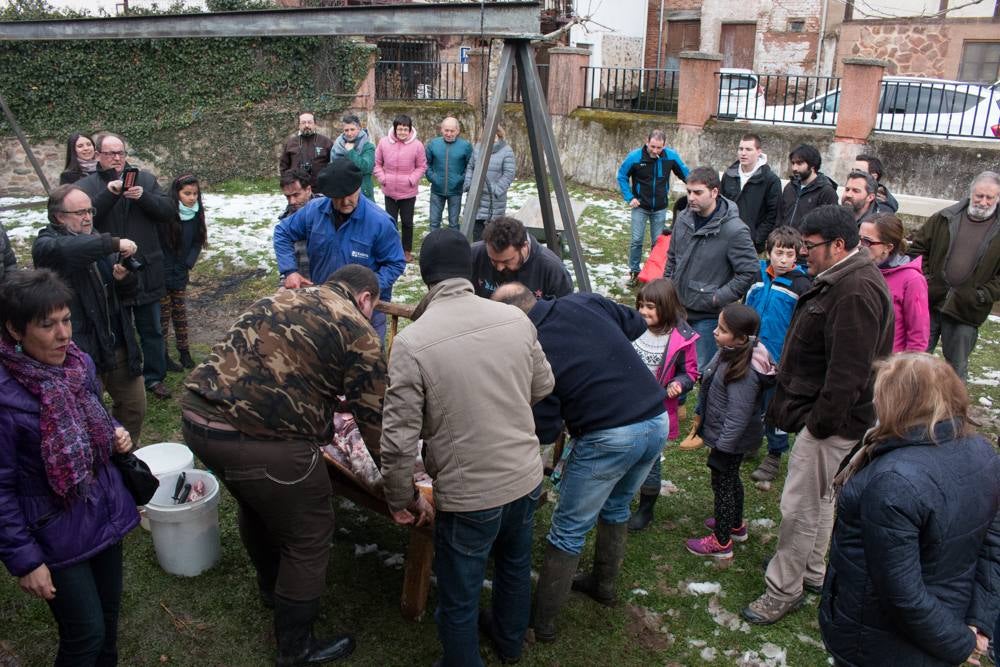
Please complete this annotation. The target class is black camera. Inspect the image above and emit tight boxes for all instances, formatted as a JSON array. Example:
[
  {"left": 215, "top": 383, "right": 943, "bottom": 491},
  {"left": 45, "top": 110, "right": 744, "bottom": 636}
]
[
  {"left": 300, "top": 161, "right": 312, "bottom": 174},
  {"left": 121, "top": 255, "right": 144, "bottom": 272}
]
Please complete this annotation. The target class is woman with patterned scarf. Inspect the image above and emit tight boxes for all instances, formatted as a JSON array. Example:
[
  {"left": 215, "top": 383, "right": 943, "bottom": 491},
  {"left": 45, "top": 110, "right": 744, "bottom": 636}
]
[{"left": 0, "top": 268, "right": 138, "bottom": 666}]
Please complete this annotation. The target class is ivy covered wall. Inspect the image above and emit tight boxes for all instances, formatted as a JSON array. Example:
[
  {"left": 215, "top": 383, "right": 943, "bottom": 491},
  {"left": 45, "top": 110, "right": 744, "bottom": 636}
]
[{"left": 0, "top": 5, "right": 372, "bottom": 185}]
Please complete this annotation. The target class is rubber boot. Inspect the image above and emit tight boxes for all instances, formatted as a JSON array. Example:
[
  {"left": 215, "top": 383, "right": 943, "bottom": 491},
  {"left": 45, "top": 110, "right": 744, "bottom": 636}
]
[
  {"left": 531, "top": 543, "right": 581, "bottom": 643},
  {"left": 627, "top": 492, "right": 658, "bottom": 532},
  {"left": 178, "top": 348, "right": 195, "bottom": 369},
  {"left": 273, "top": 596, "right": 355, "bottom": 666},
  {"left": 164, "top": 354, "right": 183, "bottom": 373},
  {"left": 571, "top": 520, "right": 628, "bottom": 607}
]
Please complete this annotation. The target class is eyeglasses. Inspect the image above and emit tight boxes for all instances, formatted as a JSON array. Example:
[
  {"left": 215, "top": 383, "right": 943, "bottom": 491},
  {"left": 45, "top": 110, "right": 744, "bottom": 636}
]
[
  {"left": 859, "top": 237, "right": 885, "bottom": 248},
  {"left": 99, "top": 150, "right": 127, "bottom": 157},
  {"left": 59, "top": 207, "right": 97, "bottom": 217},
  {"left": 802, "top": 239, "right": 835, "bottom": 251}
]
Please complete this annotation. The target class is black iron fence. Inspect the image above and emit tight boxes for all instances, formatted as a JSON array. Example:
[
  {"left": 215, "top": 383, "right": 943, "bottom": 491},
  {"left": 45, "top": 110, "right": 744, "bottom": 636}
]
[
  {"left": 582, "top": 67, "right": 679, "bottom": 114},
  {"left": 873, "top": 80, "right": 1000, "bottom": 139},
  {"left": 375, "top": 60, "right": 465, "bottom": 101},
  {"left": 713, "top": 73, "right": 842, "bottom": 125}
]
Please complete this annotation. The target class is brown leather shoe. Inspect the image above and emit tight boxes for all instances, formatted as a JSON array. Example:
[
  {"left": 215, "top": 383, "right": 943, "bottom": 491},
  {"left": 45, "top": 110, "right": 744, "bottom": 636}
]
[{"left": 148, "top": 382, "right": 172, "bottom": 399}]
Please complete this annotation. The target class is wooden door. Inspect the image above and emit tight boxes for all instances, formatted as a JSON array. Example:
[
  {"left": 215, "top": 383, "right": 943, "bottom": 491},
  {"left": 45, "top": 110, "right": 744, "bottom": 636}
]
[
  {"left": 665, "top": 20, "right": 700, "bottom": 70},
  {"left": 720, "top": 23, "right": 756, "bottom": 69}
]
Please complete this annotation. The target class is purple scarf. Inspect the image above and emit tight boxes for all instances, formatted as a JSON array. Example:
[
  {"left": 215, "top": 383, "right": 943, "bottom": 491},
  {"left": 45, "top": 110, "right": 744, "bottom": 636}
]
[{"left": 0, "top": 338, "right": 114, "bottom": 499}]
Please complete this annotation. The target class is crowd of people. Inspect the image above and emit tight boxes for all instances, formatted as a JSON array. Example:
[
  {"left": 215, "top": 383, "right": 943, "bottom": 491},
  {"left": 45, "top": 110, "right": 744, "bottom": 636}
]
[{"left": 0, "top": 112, "right": 999, "bottom": 667}]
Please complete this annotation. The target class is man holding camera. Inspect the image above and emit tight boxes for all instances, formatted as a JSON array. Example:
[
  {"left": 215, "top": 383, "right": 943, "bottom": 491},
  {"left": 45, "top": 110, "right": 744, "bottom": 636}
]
[
  {"left": 32, "top": 184, "right": 147, "bottom": 442},
  {"left": 280, "top": 112, "right": 333, "bottom": 186},
  {"left": 79, "top": 133, "right": 176, "bottom": 400}
]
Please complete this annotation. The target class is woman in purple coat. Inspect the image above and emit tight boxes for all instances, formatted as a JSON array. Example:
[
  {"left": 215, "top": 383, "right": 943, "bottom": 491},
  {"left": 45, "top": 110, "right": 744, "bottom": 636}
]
[{"left": 0, "top": 269, "right": 138, "bottom": 666}]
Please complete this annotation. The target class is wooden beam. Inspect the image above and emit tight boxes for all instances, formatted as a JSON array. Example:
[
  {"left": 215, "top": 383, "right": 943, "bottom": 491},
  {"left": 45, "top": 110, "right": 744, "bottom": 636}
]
[{"left": 0, "top": 3, "right": 542, "bottom": 41}]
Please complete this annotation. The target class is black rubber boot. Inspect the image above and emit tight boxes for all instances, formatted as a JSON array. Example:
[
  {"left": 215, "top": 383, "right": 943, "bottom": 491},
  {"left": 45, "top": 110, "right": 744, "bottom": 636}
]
[
  {"left": 273, "top": 596, "right": 355, "bottom": 666},
  {"left": 165, "top": 354, "right": 183, "bottom": 373},
  {"left": 531, "top": 543, "right": 581, "bottom": 643},
  {"left": 627, "top": 492, "right": 658, "bottom": 532},
  {"left": 178, "top": 348, "right": 195, "bottom": 369},
  {"left": 571, "top": 520, "right": 628, "bottom": 607}
]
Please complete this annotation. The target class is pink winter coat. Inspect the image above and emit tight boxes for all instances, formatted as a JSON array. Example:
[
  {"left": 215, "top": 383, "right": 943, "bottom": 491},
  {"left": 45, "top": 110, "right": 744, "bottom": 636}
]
[
  {"left": 653, "top": 321, "right": 700, "bottom": 440},
  {"left": 374, "top": 127, "right": 427, "bottom": 200},
  {"left": 879, "top": 254, "right": 930, "bottom": 353}
]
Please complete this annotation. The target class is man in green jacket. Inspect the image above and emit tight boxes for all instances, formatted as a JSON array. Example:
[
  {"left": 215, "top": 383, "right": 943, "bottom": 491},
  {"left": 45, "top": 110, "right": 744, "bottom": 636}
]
[
  {"left": 910, "top": 170, "right": 1000, "bottom": 382},
  {"left": 425, "top": 116, "right": 473, "bottom": 230},
  {"left": 331, "top": 114, "right": 375, "bottom": 200}
]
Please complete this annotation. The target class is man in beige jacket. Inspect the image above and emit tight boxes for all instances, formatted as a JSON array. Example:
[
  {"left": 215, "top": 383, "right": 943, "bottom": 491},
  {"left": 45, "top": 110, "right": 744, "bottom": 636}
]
[{"left": 380, "top": 228, "right": 554, "bottom": 667}]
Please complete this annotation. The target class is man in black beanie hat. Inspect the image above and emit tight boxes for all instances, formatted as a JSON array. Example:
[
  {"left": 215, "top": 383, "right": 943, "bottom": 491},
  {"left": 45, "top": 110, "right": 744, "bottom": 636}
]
[
  {"left": 380, "top": 228, "right": 554, "bottom": 666},
  {"left": 274, "top": 157, "right": 405, "bottom": 339}
]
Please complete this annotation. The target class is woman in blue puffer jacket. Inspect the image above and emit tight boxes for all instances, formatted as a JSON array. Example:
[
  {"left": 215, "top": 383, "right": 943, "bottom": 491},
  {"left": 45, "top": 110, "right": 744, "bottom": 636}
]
[
  {"left": 821, "top": 352, "right": 1000, "bottom": 667},
  {"left": 0, "top": 269, "right": 139, "bottom": 666}
]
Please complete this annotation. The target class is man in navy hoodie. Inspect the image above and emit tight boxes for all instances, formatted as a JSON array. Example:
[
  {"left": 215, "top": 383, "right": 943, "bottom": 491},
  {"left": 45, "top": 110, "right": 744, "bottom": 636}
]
[
  {"left": 616, "top": 129, "right": 688, "bottom": 284},
  {"left": 492, "top": 283, "right": 668, "bottom": 645}
]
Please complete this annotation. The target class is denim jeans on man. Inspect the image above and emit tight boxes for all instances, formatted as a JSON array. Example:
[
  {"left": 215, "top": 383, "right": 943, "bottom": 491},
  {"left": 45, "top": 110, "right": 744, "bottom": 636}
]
[
  {"left": 131, "top": 300, "right": 166, "bottom": 387},
  {"left": 628, "top": 207, "right": 667, "bottom": 273},
  {"left": 433, "top": 483, "right": 542, "bottom": 666},
  {"left": 690, "top": 318, "right": 719, "bottom": 373},
  {"left": 549, "top": 413, "right": 669, "bottom": 555},
  {"left": 429, "top": 193, "right": 463, "bottom": 230},
  {"left": 47, "top": 542, "right": 124, "bottom": 667},
  {"left": 928, "top": 309, "right": 979, "bottom": 382}
]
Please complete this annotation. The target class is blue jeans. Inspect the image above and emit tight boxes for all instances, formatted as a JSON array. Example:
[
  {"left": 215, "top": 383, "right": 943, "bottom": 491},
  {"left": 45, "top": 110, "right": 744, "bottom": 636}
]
[
  {"left": 429, "top": 193, "right": 463, "bottom": 230},
  {"left": 761, "top": 385, "right": 789, "bottom": 455},
  {"left": 628, "top": 207, "right": 667, "bottom": 273},
  {"left": 691, "top": 318, "right": 719, "bottom": 373},
  {"left": 131, "top": 300, "right": 165, "bottom": 387},
  {"left": 46, "top": 542, "right": 124, "bottom": 667},
  {"left": 548, "top": 413, "right": 669, "bottom": 554},
  {"left": 433, "top": 483, "right": 542, "bottom": 666}
]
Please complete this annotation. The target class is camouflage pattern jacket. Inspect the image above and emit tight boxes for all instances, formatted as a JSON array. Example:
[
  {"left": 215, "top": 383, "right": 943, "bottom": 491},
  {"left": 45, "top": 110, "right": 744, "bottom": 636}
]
[{"left": 183, "top": 281, "right": 386, "bottom": 456}]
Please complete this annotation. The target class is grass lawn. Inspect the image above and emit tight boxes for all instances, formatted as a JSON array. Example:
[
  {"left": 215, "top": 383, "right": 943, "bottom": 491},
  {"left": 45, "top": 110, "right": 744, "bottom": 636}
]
[{"left": 1, "top": 182, "right": 997, "bottom": 666}]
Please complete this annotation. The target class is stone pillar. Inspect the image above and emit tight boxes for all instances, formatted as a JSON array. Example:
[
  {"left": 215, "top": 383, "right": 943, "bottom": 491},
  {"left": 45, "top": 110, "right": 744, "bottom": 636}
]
[
  {"left": 349, "top": 43, "right": 378, "bottom": 112},
  {"left": 464, "top": 48, "right": 490, "bottom": 113},
  {"left": 677, "top": 51, "right": 722, "bottom": 129},
  {"left": 834, "top": 57, "right": 887, "bottom": 143},
  {"left": 546, "top": 46, "right": 590, "bottom": 116}
]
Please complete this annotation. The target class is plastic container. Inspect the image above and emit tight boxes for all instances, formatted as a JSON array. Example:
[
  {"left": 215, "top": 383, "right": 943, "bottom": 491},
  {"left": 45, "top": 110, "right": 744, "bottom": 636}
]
[
  {"left": 144, "top": 469, "right": 221, "bottom": 577},
  {"left": 134, "top": 442, "right": 195, "bottom": 530}
]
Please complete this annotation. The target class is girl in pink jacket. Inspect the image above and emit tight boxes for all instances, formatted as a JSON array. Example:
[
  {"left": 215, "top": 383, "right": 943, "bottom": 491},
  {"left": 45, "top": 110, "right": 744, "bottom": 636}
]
[
  {"left": 374, "top": 114, "right": 427, "bottom": 261},
  {"left": 628, "top": 278, "right": 700, "bottom": 531},
  {"left": 860, "top": 214, "right": 930, "bottom": 352}
]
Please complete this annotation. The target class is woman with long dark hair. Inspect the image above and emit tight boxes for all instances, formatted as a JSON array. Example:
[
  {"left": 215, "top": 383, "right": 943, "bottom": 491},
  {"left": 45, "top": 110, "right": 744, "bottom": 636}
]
[
  {"left": 59, "top": 133, "right": 98, "bottom": 185},
  {"left": 0, "top": 268, "right": 138, "bottom": 665}
]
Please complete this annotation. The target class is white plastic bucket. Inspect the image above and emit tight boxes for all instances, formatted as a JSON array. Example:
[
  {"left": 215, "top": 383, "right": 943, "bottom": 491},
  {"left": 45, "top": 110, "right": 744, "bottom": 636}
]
[
  {"left": 144, "top": 470, "right": 221, "bottom": 577},
  {"left": 134, "top": 442, "right": 195, "bottom": 530}
]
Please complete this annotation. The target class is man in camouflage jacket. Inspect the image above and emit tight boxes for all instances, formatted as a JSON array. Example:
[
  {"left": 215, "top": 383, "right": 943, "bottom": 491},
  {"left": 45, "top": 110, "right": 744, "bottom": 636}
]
[{"left": 180, "top": 264, "right": 386, "bottom": 665}]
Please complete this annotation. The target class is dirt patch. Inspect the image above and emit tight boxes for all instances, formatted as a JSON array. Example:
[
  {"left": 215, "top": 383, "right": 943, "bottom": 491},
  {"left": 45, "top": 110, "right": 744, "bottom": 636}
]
[
  {"left": 624, "top": 603, "right": 673, "bottom": 651},
  {"left": 184, "top": 269, "right": 270, "bottom": 346}
]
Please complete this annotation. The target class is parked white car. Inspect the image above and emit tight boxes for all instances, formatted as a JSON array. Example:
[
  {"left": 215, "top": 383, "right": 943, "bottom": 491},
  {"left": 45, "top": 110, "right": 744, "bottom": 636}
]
[
  {"left": 717, "top": 68, "right": 766, "bottom": 120},
  {"left": 764, "top": 76, "right": 1000, "bottom": 139}
]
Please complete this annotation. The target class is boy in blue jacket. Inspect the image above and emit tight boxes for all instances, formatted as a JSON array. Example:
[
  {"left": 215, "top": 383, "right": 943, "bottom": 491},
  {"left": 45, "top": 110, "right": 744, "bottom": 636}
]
[{"left": 744, "top": 226, "right": 812, "bottom": 482}]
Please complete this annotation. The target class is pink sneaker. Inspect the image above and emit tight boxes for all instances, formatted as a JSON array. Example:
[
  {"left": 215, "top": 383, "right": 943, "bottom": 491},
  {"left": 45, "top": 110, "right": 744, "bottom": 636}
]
[
  {"left": 703, "top": 518, "right": 749, "bottom": 542},
  {"left": 685, "top": 533, "right": 734, "bottom": 559}
]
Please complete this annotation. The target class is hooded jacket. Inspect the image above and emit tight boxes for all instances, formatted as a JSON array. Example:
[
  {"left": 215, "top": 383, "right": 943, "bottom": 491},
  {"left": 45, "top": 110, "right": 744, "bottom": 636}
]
[
  {"left": 696, "top": 342, "right": 776, "bottom": 455},
  {"left": 0, "top": 359, "right": 139, "bottom": 578},
  {"left": 767, "top": 249, "right": 894, "bottom": 440},
  {"left": 878, "top": 254, "right": 930, "bottom": 353},
  {"left": 909, "top": 199, "right": 1000, "bottom": 328},
  {"left": 32, "top": 224, "right": 143, "bottom": 378},
  {"left": 617, "top": 145, "right": 689, "bottom": 212},
  {"left": 720, "top": 155, "right": 782, "bottom": 250},
  {"left": 78, "top": 164, "right": 176, "bottom": 306},
  {"left": 777, "top": 172, "right": 839, "bottom": 229},
  {"left": 650, "top": 322, "right": 699, "bottom": 440},
  {"left": 425, "top": 135, "right": 473, "bottom": 197},
  {"left": 331, "top": 129, "right": 375, "bottom": 200},
  {"left": 745, "top": 260, "right": 813, "bottom": 364},
  {"left": 463, "top": 140, "right": 516, "bottom": 221},
  {"left": 374, "top": 127, "right": 427, "bottom": 200},
  {"left": 820, "top": 421, "right": 1000, "bottom": 667},
  {"left": 663, "top": 197, "right": 759, "bottom": 321}
]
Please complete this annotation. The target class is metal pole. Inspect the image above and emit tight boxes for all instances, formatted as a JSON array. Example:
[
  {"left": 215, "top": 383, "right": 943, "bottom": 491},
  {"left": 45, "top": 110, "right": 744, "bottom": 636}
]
[
  {"left": 516, "top": 46, "right": 558, "bottom": 254},
  {"left": 0, "top": 90, "right": 50, "bottom": 194},
  {"left": 514, "top": 41, "right": 591, "bottom": 292},
  {"left": 461, "top": 41, "right": 514, "bottom": 239}
]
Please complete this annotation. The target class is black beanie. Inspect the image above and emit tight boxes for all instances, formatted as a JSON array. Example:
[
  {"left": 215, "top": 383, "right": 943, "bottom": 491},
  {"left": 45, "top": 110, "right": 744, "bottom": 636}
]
[
  {"left": 419, "top": 228, "right": 472, "bottom": 286},
  {"left": 316, "top": 157, "right": 362, "bottom": 198}
]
